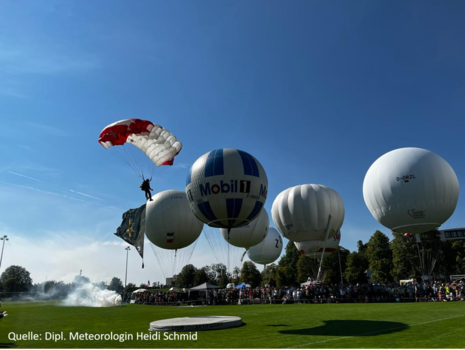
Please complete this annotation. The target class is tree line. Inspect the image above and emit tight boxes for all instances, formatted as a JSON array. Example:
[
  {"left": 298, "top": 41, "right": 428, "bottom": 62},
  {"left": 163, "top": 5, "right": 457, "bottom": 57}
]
[{"left": 1, "top": 230, "right": 464, "bottom": 295}]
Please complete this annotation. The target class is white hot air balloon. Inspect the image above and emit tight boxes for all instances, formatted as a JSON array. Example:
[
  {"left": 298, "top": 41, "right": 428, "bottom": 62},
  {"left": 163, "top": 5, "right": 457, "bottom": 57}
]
[
  {"left": 185, "top": 149, "right": 268, "bottom": 234},
  {"left": 220, "top": 208, "right": 269, "bottom": 249},
  {"left": 294, "top": 230, "right": 341, "bottom": 260},
  {"left": 363, "top": 147, "right": 460, "bottom": 234},
  {"left": 145, "top": 190, "right": 203, "bottom": 250},
  {"left": 271, "top": 184, "right": 345, "bottom": 242},
  {"left": 247, "top": 227, "right": 283, "bottom": 265}
]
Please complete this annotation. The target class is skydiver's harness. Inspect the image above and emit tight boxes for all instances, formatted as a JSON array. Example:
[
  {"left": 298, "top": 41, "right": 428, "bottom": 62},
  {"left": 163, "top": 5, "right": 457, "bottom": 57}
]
[{"left": 140, "top": 177, "right": 152, "bottom": 191}]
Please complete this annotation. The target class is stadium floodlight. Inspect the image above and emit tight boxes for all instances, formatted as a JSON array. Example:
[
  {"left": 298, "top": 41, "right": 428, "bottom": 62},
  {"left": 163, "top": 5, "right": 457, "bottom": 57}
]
[{"left": 0, "top": 235, "right": 9, "bottom": 270}]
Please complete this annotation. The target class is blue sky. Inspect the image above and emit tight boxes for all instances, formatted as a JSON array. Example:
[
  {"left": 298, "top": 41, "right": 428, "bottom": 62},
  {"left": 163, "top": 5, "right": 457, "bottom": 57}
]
[{"left": 1, "top": 0, "right": 464, "bottom": 286}]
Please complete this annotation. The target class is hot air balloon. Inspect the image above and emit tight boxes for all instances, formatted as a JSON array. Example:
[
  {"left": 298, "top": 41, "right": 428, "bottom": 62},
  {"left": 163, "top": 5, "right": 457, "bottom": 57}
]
[
  {"left": 294, "top": 230, "right": 341, "bottom": 260},
  {"left": 247, "top": 227, "right": 283, "bottom": 265},
  {"left": 99, "top": 119, "right": 182, "bottom": 178},
  {"left": 220, "top": 208, "right": 269, "bottom": 249},
  {"left": 146, "top": 190, "right": 203, "bottom": 249},
  {"left": 185, "top": 149, "right": 268, "bottom": 234},
  {"left": 271, "top": 184, "right": 345, "bottom": 242},
  {"left": 363, "top": 147, "right": 459, "bottom": 234},
  {"left": 145, "top": 190, "right": 203, "bottom": 278}
]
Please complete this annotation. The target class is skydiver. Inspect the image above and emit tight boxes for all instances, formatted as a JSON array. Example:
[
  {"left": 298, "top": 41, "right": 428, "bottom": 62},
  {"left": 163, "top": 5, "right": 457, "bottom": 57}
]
[{"left": 140, "top": 178, "right": 153, "bottom": 201}]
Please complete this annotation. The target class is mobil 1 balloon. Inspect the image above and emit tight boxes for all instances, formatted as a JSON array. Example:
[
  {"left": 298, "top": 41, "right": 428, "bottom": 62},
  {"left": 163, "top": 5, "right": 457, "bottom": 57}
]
[{"left": 185, "top": 149, "right": 268, "bottom": 234}]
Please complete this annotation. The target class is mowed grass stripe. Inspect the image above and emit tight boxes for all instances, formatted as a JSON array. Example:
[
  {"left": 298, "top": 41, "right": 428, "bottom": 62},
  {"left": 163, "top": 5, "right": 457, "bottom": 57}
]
[{"left": 1, "top": 301, "right": 464, "bottom": 348}]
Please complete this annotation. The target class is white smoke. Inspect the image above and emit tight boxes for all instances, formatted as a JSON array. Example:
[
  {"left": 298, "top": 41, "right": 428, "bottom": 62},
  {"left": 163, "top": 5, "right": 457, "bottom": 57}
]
[{"left": 62, "top": 282, "right": 122, "bottom": 307}]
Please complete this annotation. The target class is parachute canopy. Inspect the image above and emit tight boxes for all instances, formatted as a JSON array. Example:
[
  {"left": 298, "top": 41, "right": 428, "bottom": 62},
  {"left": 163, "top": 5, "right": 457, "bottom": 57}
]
[
  {"left": 272, "top": 184, "right": 345, "bottom": 242},
  {"left": 247, "top": 227, "right": 283, "bottom": 265},
  {"left": 185, "top": 149, "right": 268, "bottom": 231},
  {"left": 220, "top": 208, "right": 269, "bottom": 249},
  {"left": 99, "top": 119, "right": 182, "bottom": 166},
  {"left": 363, "top": 147, "right": 459, "bottom": 234}
]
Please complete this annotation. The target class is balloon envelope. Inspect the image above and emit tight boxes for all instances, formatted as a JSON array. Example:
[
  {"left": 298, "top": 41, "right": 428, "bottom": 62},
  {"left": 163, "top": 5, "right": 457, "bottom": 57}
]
[
  {"left": 271, "top": 184, "right": 345, "bottom": 242},
  {"left": 145, "top": 190, "right": 203, "bottom": 250},
  {"left": 363, "top": 147, "right": 459, "bottom": 234},
  {"left": 247, "top": 227, "right": 283, "bottom": 265},
  {"left": 294, "top": 230, "right": 341, "bottom": 260},
  {"left": 186, "top": 149, "right": 268, "bottom": 230},
  {"left": 220, "top": 208, "right": 269, "bottom": 249}
]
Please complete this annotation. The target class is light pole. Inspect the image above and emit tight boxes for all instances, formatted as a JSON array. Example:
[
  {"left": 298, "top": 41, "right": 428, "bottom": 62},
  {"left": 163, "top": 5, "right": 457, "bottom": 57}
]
[
  {"left": 125, "top": 246, "right": 130, "bottom": 288},
  {"left": 0, "top": 235, "right": 8, "bottom": 270}
]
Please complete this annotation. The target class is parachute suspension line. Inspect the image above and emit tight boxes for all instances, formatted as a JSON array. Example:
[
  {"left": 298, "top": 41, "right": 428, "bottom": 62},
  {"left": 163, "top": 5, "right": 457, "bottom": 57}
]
[
  {"left": 150, "top": 243, "right": 167, "bottom": 281},
  {"left": 317, "top": 214, "right": 333, "bottom": 282},
  {"left": 184, "top": 237, "right": 199, "bottom": 269},
  {"left": 120, "top": 143, "right": 143, "bottom": 176},
  {"left": 203, "top": 228, "right": 224, "bottom": 264},
  {"left": 111, "top": 146, "right": 141, "bottom": 178},
  {"left": 227, "top": 241, "right": 230, "bottom": 274}
]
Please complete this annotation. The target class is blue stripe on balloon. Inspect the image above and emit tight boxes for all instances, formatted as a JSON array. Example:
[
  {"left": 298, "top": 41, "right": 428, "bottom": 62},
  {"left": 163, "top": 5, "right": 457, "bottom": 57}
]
[
  {"left": 237, "top": 150, "right": 259, "bottom": 177},
  {"left": 226, "top": 198, "right": 243, "bottom": 228},
  {"left": 246, "top": 201, "right": 263, "bottom": 221},
  {"left": 205, "top": 149, "right": 224, "bottom": 178},
  {"left": 197, "top": 201, "right": 217, "bottom": 223}
]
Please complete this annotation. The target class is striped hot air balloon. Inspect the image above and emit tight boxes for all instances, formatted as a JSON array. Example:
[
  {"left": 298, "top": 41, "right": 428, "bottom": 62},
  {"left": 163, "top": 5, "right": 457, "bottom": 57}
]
[{"left": 185, "top": 149, "right": 268, "bottom": 232}]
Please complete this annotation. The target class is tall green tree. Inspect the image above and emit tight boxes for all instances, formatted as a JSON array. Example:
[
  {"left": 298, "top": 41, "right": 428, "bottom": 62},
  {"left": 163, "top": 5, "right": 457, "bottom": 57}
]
[
  {"left": 240, "top": 261, "right": 262, "bottom": 287},
  {"left": 261, "top": 263, "right": 278, "bottom": 287},
  {"left": 344, "top": 252, "right": 368, "bottom": 284},
  {"left": 123, "top": 283, "right": 137, "bottom": 294},
  {"left": 0, "top": 265, "right": 33, "bottom": 292},
  {"left": 322, "top": 247, "right": 350, "bottom": 284},
  {"left": 277, "top": 241, "right": 300, "bottom": 284},
  {"left": 297, "top": 254, "right": 314, "bottom": 282},
  {"left": 73, "top": 275, "right": 90, "bottom": 285},
  {"left": 108, "top": 277, "right": 124, "bottom": 293},
  {"left": 194, "top": 268, "right": 208, "bottom": 286},
  {"left": 176, "top": 264, "right": 197, "bottom": 288},
  {"left": 390, "top": 232, "right": 419, "bottom": 281},
  {"left": 276, "top": 266, "right": 294, "bottom": 287},
  {"left": 357, "top": 240, "right": 368, "bottom": 255},
  {"left": 366, "top": 231, "right": 393, "bottom": 283},
  {"left": 452, "top": 240, "right": 465, "bottom": 274}
]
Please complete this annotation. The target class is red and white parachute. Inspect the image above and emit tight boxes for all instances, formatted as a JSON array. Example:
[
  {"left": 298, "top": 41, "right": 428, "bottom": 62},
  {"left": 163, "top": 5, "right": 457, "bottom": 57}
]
[{"left": 99, "top": 119, "right": 182, "bottom": 176}]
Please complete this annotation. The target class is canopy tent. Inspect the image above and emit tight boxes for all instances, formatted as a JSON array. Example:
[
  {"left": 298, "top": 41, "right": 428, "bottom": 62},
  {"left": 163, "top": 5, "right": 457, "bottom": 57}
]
[
  {"left": 235, "top": 283, "right": 251, "bottom": 289},
  {"left": 132, "top": 289, "right": 148, "bottom": 293},
  {"left": 189, "top": 282, "right": 221, "bottom": 291}
]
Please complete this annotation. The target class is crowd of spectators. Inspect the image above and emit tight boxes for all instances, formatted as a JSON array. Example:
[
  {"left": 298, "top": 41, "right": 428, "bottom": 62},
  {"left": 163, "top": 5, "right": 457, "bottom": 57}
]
[
  {"left": 121, "top": 290, "right": 187, "bottom": 305},
  {"left": 122, "top": 280, "right": 465, "bottom": 306},
  {"left": 222, "top": 280, "right": 465, "bottom": 304}
]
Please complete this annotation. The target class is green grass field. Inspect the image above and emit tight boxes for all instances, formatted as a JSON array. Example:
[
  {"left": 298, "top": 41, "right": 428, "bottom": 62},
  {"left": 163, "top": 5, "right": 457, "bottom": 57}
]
[{"left": 1, "top": 301, "right": 464, "bottom": 348}]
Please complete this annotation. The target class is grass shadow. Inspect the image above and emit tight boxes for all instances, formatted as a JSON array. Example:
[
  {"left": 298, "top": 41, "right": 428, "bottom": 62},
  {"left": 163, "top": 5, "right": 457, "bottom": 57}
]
[
  {"left": 0, "top": 343, "right": 17, "bottom": 348},
  {"left": 280, "top": 320, "right": 409, "bottom": 337}
]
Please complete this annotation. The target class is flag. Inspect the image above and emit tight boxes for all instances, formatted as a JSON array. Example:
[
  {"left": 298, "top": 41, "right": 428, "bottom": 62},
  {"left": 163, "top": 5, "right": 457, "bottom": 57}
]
[{"left": 114, "top": 204, "right": 146, "bottom": 268}]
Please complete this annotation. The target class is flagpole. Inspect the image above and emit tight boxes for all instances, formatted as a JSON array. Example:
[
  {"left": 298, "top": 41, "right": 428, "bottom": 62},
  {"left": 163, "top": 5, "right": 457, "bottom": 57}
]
[{"left": 125, "top": 246, "right": 130, "bottom": 288}]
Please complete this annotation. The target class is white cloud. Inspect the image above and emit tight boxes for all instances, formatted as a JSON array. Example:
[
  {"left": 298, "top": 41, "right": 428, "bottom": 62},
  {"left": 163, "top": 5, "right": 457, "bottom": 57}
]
[{"left": 8, "top": 171, "right": 45, "bottom": 183}]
